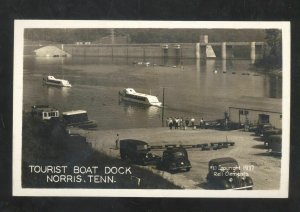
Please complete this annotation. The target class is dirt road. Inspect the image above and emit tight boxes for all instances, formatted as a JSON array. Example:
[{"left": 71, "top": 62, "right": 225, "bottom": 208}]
[{"left": 72, "top": 127, "right": 281, "bottom": 190}]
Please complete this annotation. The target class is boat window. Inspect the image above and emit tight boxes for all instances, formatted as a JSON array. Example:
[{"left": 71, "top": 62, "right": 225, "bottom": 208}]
[
  {"left": 125, "top": 94, "right": 147, "bottom": 102},
  {"left": 47, "top": 79, "right": 61, "bottom": 84},
  {"left": 43, "top": 112, "right": 48, "bottom": 117}
]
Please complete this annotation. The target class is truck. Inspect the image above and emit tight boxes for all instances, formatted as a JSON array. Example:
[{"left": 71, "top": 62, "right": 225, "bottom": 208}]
[{"left": 119, "top": 139, "right": 160, "bottom": 165}]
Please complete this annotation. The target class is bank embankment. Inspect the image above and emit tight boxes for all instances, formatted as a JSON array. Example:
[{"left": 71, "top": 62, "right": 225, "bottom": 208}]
[{"left": 22, "top": 113, "right": 180, "bottom": 189}]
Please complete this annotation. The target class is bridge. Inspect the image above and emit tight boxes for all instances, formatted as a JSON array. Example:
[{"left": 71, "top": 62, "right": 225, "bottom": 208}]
[{"left": 24, "top": 35, "right": 265, "bottom": 60}]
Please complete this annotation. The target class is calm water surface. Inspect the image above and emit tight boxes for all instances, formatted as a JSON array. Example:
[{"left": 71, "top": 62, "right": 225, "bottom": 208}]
[{"left": 23, "top": 56, "right": 282, "bottom": 129}]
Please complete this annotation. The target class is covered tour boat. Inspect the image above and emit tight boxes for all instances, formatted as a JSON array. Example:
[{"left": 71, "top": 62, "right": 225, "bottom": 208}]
[
  {"left": 119, "top": 88, "right": 162, "bottom": 107},
  {"left": 61, "top": 110, "right": 97, "bottom": 129},
  {"left": 43, "top": 75, "right": 72, "bottom": 87}
]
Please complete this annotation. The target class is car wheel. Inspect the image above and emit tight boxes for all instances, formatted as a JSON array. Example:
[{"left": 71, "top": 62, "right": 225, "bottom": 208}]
[
  {"left": 222, "top": 180, "right": 231, "bottom": 189},
  {"left": 246, "top": 177, "right": 254, "bottom": 186},
  {"left": 186, "top": 167, "right": 190, "bottom": 172}
]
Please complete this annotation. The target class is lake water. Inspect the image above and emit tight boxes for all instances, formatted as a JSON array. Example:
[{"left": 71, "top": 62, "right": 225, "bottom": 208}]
[{"left": 23, "top": 56, "right": 282, "bottom": 129}]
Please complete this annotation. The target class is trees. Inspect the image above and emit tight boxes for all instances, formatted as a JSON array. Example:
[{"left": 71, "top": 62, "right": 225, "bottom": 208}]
[{"left": 260, "top": 29, "right": 282, "bottom": 70}]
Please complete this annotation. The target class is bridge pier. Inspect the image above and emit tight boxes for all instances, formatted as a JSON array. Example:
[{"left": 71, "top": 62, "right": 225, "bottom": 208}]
[
  {"left": 222, "top": 59, "right": 227, "bottom": 72},
  {"left": 195, "top": 43, "right": 200, "bottom": 59},
  {"left": 196, "top": 35, "right": 216, "bottom": 59},
  {"left": 221, "top": 42, "right": 227, "bottom": 59},
  {"left": 250, "top": 42, "right": 256, "bottom": 62}
]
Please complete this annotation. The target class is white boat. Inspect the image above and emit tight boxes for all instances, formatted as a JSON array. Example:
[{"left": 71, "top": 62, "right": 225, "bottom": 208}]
[
  {"left": 43, "top": 75, "right": 72, "bottom": 87},
  {"left": 119, "top": 88, "right": 162, "bottom": 107}
]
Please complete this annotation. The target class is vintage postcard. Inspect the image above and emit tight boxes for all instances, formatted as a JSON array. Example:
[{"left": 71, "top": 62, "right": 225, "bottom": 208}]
[{"left": 13, "top": 20, "right": 290, "bottom": 197}]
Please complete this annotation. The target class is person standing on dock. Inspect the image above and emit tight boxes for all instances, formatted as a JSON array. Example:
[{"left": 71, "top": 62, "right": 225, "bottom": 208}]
[
  {"left": 168, "top": 118, "right": 173, "bottom": 130},
  {"left": 115, "top": 134, "right": 120, "bottom": 149},
  {"left": 191, "top": 117, "right": 195, "bottom": 127},
  {"left": 180, "top": 117, "right": 183, "bottom": 129},
  {"left": 200, "top": 118, "right": 204, "bottom": 129},
  {"left": 175, "top": 117, "right": 179, "bottom": 129},
  {"left": 185, "top": 118, "right": 189, "bottom": 128}
]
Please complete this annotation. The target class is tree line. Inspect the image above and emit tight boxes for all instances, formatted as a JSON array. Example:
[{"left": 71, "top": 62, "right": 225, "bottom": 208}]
[{"left": 25, "top": 28, "right": 267, "bottom": 44}]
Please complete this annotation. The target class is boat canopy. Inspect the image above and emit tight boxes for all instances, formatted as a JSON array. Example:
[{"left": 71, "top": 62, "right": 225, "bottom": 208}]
[
  {"left": 62, "top": 110, "right": 87, "bottom": 116},
  {"left": 47, "top": 76, "right": 57, "bottom": 80},
  {"left": 125, "top": 88, "right": 136, "bottom": 94}
]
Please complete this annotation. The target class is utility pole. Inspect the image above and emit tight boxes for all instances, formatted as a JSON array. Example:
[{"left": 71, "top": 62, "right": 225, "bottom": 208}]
[{"left": 162, "top": 87, "right": 165, "bottom": 127}]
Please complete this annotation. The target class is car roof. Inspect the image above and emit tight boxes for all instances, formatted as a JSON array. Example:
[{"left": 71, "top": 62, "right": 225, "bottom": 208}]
[
  {"left": 209, "top": 157, "right": 238, "bottom": 164},
  {"left": 120, "top": 139, "right": 148, "bottom": 145},
  {"left": 268, "top": 135, "right": 282, "bottom": 140}
]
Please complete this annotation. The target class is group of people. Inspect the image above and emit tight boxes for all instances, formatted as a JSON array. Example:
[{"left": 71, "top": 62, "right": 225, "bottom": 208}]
[{"left": 166, "top": 117, "right": 205, "bottom": 130}]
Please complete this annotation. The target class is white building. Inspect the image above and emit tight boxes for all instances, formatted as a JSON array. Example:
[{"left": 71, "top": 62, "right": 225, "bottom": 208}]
[{"left": 228, "top": 97, "right": 282, "bottom": 129}]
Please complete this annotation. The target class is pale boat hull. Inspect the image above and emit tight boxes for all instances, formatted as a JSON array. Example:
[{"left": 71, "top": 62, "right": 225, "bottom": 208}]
[
  {"left": 119, "top": 89, "right": 162, "bottom": 107},
  {"left": 43, "top": 76, "right": 72, "bottom": 87},
  {"left": 120, "top": 95, "right": 162, "bottom": 107},
  {"left": 44, "top": 81, "right": 72, "bottom": 87}
]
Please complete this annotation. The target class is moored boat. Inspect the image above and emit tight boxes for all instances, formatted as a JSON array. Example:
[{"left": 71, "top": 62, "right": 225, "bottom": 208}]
[
  {"left": 62, "top": 110, "right": 97, "bottom": 129},
  {"left": 119, "top": 88, "right": 162, "bottom": 107},
  {"left": 43, "top": 75, "right": 72, "bottom": 87}
]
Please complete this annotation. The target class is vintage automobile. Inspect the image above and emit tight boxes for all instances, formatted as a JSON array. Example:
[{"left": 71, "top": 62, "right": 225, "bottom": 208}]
[
  {"left": 206, "top": 157, "right": 253, "bottom": 190},
  {"left": 119, "top": 139, "right": 160, "bottom": 165},
  {"left": 203, "top": 119, "right": 241, "bottom": 130},
  {"left": 204, "top": 120, "right": 221, "bottom": 129},
  {"left": 265, "top": 135, "right": 282, "bottom": 155},
  {"left": 255, "top": 123, "right": 273, "bottom": 136},
  {"left": 262, "top": 128, "right": 282, "bottom": 142},
  {"left": 157, "top": 147, "right": 192, "bottom": 173}
]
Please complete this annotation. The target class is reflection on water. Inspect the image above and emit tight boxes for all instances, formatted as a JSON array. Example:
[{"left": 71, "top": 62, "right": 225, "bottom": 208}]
[
  {"left": 61, "top": 87, "right": 71, "bottom": 98},
  {"left": 46, "top": 86, "right": 71, "bottom": 98},
  {"left": 47, "top": 86, "right": 55, "bottom": 98},
  {"left": 222, "top": 59, "right": 226, "bottom": 73},
  {"left": 119, "top": 101, "right": 161, "bottom": 119},
  {"left": 23, "top": 56, "right": 282, "bottom": 129},
  {"left": 205, "top": 60, "right": 216, "bottom": 72},
  {"left": 147, "top": 106, "right": 160, "bottom": 117}
]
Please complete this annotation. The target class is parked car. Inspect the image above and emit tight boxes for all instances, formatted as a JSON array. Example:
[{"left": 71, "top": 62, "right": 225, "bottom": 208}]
[
  {"left": 119, "top": 139, "right": 160, "bottom": 165},
  {"left": 266, "top": 135, "right": 282, "bottom": 156},
  {"left": 206, "top": 157, "right": 253, "bottom": 190},
  {"left": 204, "top": 120, "right": 221, "bottom": 129},
  {"left": 203, "top": 119, "right": 241, "bottom": 130},
  {"left": 157, "top": 147, "right": 191, "bottom": 173},
  {"left": 262, "top": 128, "right": 282, "bottom": 141},
  {"left": 255, "top": 123, "right": 273, "bottom": 136}
]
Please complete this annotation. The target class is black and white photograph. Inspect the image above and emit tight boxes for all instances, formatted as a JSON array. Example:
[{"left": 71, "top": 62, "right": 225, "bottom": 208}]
[{"left": 13, "top": 21, "right": 290, "bottom": 197}]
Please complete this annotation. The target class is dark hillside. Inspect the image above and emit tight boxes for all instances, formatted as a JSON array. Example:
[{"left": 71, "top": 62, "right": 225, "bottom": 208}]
[{"left": 22, "top": 113, "right": 180, "bottom": 189}]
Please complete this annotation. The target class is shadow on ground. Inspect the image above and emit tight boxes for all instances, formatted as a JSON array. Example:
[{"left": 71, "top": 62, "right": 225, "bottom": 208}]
[
  {"left": 252, "top": 144, "right": 267, "bottom": 149},
  {"left": 197, "top": 182, "right": 221, "bottom": 190},
  {"left": 252, "top": 152, "right": 281, "bottom": 158},
  {"left": 253, "top": 137, "right": 263, "bottom": 141}
]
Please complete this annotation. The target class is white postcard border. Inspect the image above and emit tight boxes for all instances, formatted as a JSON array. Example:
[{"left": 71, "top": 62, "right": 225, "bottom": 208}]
[{"left": 13, "top": 20, "right": 290, "bottom": 198}]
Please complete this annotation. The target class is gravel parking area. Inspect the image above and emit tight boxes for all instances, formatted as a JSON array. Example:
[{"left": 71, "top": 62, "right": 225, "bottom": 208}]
[{"left": 72, "top": 127, "right": 281, "bottom": 190}]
